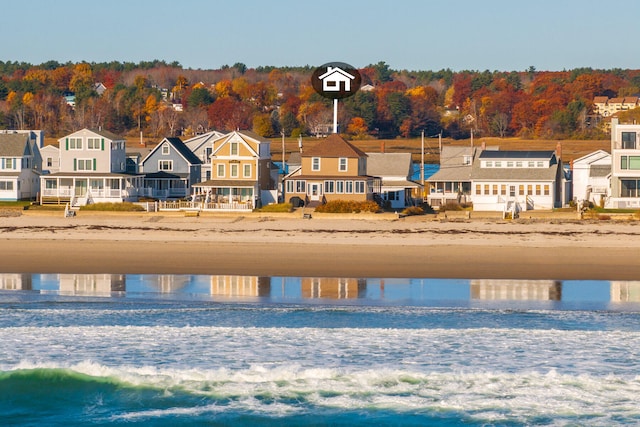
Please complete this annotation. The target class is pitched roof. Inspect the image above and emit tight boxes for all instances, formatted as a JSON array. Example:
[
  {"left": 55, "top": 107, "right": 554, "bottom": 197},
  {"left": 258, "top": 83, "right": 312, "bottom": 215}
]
[
  {"left": 144, "top": 137, "right": 201, "bottom": 165},
  {"left": 88, "top": 128, "right": 124, "bottom": 141},
  {"left": 184, "top": 130, "right": 226, "bottom": 152},
  {"left": 0, "top": 133, "right": 31, "bottom": 157},
  {"left": 426, "top": 146, "right": 476, "bottom": 182},
  {"left": 302, "top": 134, "right": 367, "bottom": 158},
  {"left": 472, "top": 151, "right": 558, "bottom": 181},
  {"left": 164, "top": 137, "right": 201, "bottom": 164},
  {"left": 366, "top": 153, "right": 413, "bottom": 178}
]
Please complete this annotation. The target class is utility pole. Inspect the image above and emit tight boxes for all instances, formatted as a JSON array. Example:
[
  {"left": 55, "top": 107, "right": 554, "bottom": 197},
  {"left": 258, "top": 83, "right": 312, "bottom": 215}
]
[{"left": 421, "top": 130, "right": 425, "bottom": 191}]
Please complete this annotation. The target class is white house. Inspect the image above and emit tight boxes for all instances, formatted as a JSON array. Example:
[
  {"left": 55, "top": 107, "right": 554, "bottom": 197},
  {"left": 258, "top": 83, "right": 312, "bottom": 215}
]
[
  {"left": 571, "top": 150, "right": 610, "bottom": 207},
  {"left": 184, "top": 130, "right": 226, "bottom": 181},
  {"left": 366, "top": 152, "right": 421, "bottom": 209},
  {"left": 0, "top": 132, "right": 42, "bottom": 200},
  {"left": 40, "top": 145, "right": 60, "bottom": 174},
  {"left": 40, "top": 128, "right": 144, "bottom": 205},
  {"left": 608, "top": 117, "right": 640, "bottom": 208},
  {"left": 470, "top": 148, "right": 565, "bottom": 213},
  {"left": 318, "top": 66, "right": 355, "bottom": 92}
]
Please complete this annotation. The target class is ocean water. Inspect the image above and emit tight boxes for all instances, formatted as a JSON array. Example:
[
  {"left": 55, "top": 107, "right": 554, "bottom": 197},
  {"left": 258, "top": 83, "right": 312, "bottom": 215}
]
[{"left": 1, "top": 275, "right": 640, "bottom": 426}]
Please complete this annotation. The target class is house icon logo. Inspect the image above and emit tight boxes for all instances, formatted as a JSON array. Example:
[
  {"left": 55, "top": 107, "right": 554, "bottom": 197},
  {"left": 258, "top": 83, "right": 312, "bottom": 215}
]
[{"left": 312, "top": 62, "right": 362, "bottom": 99}]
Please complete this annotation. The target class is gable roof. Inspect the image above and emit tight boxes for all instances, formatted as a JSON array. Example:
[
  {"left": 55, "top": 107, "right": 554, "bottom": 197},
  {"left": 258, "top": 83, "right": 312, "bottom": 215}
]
[
  {"left": 184, "top": 130, "right": 226, "bottom": 153},
  {"left": 572, "top": 149, "right": 611, "bottom": 165},
  {"left": 365, "top": 152, "right": 412, "bottom": 178},
  {"left": 142, "top": 137, "right": 201, "bottom": 165},
  {"left": 302, "top": 134, "right": 367, "bottom": 158},
  {"left": 426, "top": 146, "right": 476, "bottom": 182},
  {"left": 211, "top": 130, "right": 269, "bottom": 157},
  {"left": 0, "top": 133, "right": 32, "bottom": 157}
]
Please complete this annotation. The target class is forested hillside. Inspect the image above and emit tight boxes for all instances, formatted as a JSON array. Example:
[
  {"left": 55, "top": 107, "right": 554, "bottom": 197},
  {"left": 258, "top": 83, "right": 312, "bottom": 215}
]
[{"left": 1, "top": 59, "right": 639, "bottom": 141}]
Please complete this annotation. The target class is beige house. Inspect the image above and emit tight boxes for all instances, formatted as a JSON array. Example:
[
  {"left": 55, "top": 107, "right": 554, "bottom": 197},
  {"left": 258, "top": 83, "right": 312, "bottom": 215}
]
[
  {"left": 192, "top": 130, "right": 275, "bottom": 210},
  {"left": 283, "top": 134, "right": 378, "bottom": 206}
]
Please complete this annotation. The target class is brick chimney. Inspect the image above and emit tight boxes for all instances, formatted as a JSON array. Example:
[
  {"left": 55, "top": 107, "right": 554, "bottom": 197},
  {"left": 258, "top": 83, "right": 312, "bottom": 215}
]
[{"left": 380, "top": 141, "right": 385, "bottom": 153}]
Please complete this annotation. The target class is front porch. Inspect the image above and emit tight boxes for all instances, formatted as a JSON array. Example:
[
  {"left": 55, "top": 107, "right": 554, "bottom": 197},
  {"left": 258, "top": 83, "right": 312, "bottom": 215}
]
[
  {"left": 143, "top": 172, "right": 190, "bottom": 200},
  {"left": 40, "top": 174, "right": 144, "bottom": 206}
]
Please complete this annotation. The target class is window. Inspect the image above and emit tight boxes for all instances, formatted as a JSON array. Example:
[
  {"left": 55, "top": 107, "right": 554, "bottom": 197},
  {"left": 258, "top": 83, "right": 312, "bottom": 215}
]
[
  {"left": 355, "top": 181, "right": 365, "bottom": 193},
  {"left": 77, "top": 159, "right": 93, "bottom": 171},
  {"left": 519, "top": 185, "right": 524, "bottom": 196},
  {"left": 339, "top": 157, "right": 348, "bottom": 171},
  {"left": 527, "top": 185, "right": 532, "bottom": 195},
  {"left": 485, "top": 161, "right": 493, "bottom": 168},
  {"left": 536, "top": 184, "right": 541, "bottom": 195},
  {"left": 516, "top": 161, "right": 523, "bottom": 167},
  {"left": 507, "top": 161, "right": 514, "bottom": 168},
  {"left": 622, "top": 132, "right": 637, "bottom": 149},
  {"left": 528, "top": 161, "right": 535, "bottom": 168},
  {"left": 509, "top": 186, "right": 516, "bottom": 197},
  {"left": 484, "top": 184, "right": 489, "bottom": 194},
  {"left": 312, "top": 157, "right": 320, "bottom": 171},
  {"left": 463, "top": 155, "right": 472, "bottom": 165},
  {"left": 621, "top": 156, "right": 640, "bottom": 170},
  {"left": 0, "top": 181, "right": 13, "bottom": 190},
  {"left": 229, "top": 164, "right": 238, "bottom": 178},
  {"left": 324, "top": 180, "right": 334, "bottom": 193},
  {"left": 336, "top": 180, "right": 344, "bottom": 193},
  {"left": 5, "top": 158, "right": 13, "bottom": 169},
  {"left": 296, "top": 180, "right": 306, "bottom": 192},
  {"left": 68, "top": 137, "right": 82, "bottom": 150},
  {"left": 47, "top": 157, "right": 52, "bottom": 167},
  {"left": 87, "top": 138, "right": 101, "bottom": 150},
  {"left": 492, "top": 185, "right": 498, "bottom": 195},
  {"left": 230, "top": 142, "right": 238, "bottom": 156},
  {"left": 475, "top": 184, "right": 481, "bottom": 195},
  {"left": 162, "top": 144, "right": 170, "bottom": 155},
  {"left": 159, "top": 160, "right": 173, "bottom": 171},
  {"left": 286, "top": 180, "right": 294, "bottom": 193},
  {"left": 621, "top": 180, "right": 640, "bottom": 197},
  {"left": 537, "top": 161, "right": 544, "bottom": 167},
  {"left": 243, "top": 164, "right": 251, "bottom": 177},
  {"left": 90, "top": 179, "right": 104, "bottom": 189},
  {"left": 217, "top": 164, "right": 225, "bottom": 177},
  {"left": 544, "top": 185, "right": 550, "bottom": 196},
  {"left": 45, "top": 179, "right": 57, "bottom": 189},
  {"left": 495, "top": 161, "right": 502, "bottom": 167},
  {"left": 501, "top": 185, "right": 506, "bottom": 195},
  {"left": 345, "top": 181, "right": 353, "bottom": 193}
]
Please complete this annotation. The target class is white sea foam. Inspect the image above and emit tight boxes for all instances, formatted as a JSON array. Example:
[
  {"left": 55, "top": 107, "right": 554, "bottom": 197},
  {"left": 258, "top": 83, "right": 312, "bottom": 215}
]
[{"left": 6, "top": 360, "right": 640, "bottom": 424}]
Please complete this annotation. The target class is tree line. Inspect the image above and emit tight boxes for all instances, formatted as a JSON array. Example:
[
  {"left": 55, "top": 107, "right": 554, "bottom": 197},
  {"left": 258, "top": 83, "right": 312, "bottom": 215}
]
[{"left": 1, "top": 60, "right": 639, "bottom": 141}]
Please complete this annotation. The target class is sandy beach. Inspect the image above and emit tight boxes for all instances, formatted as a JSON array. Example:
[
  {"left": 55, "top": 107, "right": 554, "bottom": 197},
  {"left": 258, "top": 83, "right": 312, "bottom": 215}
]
[{"left": 2, "top": 211, "right": 640, "bottom": 280}]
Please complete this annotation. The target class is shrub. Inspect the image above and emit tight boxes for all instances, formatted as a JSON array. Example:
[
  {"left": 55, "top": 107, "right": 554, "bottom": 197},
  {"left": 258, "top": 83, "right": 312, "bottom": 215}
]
[
  {"left": 257, "top": 203, "right": 293, "bottom": 213},
  {"left": 80, "top": 202, "right": 145, "bottom": 212},
  {"left": 401, "top": 206, "right": 424, "bottom": 216},
  {"left": 314, "top": 200, "right": 381, "bottom": 213}
]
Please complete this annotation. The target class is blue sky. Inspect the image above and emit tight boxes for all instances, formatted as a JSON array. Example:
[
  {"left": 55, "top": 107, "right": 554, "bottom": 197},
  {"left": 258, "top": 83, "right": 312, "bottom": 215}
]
[{"left": 2, "top": 0, "right": 638, "bottom": 72}]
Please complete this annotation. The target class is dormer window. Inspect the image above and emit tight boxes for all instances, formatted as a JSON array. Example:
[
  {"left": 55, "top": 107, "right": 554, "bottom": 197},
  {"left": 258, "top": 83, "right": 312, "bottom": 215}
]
[{"left": 463, "top": 155, "right": 472, "bottom": 165}]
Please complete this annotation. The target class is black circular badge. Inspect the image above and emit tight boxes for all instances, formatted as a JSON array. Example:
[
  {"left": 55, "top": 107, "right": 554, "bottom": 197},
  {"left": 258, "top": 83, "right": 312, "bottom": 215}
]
[{"left": 311, "top": 62, "right": 362, "bottom": 100}]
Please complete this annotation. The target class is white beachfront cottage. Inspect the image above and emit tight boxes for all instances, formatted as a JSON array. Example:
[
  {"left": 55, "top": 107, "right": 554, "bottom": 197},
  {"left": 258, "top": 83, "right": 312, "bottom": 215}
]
[
  {"left": 571, "top": 150, "right": 611, "bottom": 207},
  {"left": 40, "top": 128, "right": 144, "bottom": 205},
  {"left": 470, "top": 148, "right": 566, "bottom": 213}
]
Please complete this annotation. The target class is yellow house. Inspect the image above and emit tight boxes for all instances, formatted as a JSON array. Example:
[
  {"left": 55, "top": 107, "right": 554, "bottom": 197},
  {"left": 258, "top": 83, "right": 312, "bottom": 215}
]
[
  {"left": 284, "top": 134, "right": 377, "bottom": 206},
  {"left": 192, "top": 130, "right": 275, "bottom": 210}
]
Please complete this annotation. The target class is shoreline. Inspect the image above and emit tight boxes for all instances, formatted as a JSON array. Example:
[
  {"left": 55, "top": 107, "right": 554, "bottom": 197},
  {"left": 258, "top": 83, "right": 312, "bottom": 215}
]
[{"left": 2, "top": 212, "right": 640, "bottom": 279}]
